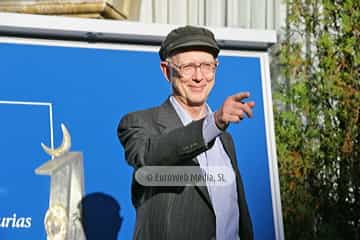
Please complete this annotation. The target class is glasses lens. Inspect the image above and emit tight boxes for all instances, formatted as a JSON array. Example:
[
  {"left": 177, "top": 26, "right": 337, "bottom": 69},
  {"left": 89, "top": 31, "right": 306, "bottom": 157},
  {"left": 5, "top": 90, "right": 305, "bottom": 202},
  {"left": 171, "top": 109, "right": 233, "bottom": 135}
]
[
  {"left": 181, "top": 64, "right": 196, "bottom": 77},
  {"left": 200, "top": 63, "right": 216, "bottom": 75}
]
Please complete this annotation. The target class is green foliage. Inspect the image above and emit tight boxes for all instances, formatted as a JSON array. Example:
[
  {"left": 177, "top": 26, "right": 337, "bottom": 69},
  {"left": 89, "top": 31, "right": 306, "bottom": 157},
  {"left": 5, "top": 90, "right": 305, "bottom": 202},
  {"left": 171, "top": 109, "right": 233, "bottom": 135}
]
[{"left": 273, "top": 0, "right": 360, "bottom": 239}]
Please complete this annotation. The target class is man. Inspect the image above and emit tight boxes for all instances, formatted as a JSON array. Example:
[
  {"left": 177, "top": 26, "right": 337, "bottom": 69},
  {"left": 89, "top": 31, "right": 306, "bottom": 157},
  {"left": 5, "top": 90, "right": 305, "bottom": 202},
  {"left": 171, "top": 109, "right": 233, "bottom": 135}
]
[{"left": 118, "top": 25, "right": 254, "bottom": 240}]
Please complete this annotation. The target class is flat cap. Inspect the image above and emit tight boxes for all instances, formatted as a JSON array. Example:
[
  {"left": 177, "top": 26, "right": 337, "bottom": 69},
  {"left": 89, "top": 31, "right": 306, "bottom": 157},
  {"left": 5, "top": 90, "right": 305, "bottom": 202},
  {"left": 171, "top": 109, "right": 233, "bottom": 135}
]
[{"left": 159, "top": 25, "right": 220, "bottom": 60}]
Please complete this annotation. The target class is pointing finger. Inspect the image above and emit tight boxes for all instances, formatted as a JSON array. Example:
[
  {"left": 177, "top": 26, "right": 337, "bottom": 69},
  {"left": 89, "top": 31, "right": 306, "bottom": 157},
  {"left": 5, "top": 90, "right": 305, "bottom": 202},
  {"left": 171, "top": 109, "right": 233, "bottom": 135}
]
[{"left": 232, "top": 92, "right": 250, "bottom": 101}]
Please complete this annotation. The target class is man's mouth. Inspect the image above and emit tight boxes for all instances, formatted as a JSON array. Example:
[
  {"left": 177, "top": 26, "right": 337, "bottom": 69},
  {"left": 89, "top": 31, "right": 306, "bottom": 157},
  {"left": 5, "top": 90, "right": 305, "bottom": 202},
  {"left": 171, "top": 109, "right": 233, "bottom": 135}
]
[{"left": 188, "top": 85, "right": 206, "bottom": 93}]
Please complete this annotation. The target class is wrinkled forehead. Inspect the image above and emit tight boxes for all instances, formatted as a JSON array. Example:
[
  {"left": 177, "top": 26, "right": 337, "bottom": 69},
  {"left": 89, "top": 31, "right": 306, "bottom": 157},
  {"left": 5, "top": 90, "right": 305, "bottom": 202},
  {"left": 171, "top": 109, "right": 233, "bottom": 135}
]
[{"left": 169, "top": 50, "right": 216, "bottom": 63}]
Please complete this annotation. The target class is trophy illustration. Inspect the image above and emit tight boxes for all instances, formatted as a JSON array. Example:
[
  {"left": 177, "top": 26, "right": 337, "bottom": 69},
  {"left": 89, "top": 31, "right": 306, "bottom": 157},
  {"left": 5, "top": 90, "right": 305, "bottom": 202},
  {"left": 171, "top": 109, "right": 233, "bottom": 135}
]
[{"left": 35, "top": 123, "right": 86, "bottom": 240}]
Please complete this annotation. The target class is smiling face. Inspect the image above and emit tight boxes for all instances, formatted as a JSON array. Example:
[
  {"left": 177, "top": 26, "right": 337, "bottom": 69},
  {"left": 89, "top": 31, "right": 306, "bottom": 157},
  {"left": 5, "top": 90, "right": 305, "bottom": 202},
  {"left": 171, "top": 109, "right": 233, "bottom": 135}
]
[{"left": 160, "top": 50, "right": 217, "bottom": 108}]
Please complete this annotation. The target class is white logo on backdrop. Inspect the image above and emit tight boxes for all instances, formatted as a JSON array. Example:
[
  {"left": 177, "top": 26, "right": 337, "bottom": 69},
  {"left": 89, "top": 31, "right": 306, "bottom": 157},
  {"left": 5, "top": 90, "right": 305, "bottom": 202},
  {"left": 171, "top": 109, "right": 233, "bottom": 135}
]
[{"left": 0, "top": 214, "right": 32, "bottom": 228}]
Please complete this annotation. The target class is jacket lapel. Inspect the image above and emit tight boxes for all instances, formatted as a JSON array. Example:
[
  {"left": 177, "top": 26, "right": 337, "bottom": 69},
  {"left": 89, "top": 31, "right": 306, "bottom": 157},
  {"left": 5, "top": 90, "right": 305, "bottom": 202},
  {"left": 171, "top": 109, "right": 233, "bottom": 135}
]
[
  {"left": 155, "top": 99, "right": 183, "bottom": 131},
  {"left": 220, "top": 133, "right": 237, "bottom": 170}
]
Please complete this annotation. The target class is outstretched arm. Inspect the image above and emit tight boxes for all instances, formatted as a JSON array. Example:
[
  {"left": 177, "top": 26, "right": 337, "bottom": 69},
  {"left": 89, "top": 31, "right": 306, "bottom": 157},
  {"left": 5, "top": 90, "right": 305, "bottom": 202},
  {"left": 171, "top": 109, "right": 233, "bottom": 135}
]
[{"left": 118, "top": 113, "right": 209, "bottom": 169}]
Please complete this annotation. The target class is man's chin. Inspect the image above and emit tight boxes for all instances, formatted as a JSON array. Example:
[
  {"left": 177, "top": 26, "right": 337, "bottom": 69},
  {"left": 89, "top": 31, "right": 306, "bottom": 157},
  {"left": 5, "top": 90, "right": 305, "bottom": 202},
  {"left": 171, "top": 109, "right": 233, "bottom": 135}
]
[{"left": 188, "top": 98, "right": 207, "bottom": 107}]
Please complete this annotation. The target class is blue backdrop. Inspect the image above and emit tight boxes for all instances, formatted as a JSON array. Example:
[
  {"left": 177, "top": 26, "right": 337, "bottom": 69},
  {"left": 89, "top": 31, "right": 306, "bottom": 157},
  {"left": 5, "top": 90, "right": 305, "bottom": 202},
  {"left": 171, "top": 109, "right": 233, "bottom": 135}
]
[{"left": 0, "top": 41, "right": 275, "bottom": 239}]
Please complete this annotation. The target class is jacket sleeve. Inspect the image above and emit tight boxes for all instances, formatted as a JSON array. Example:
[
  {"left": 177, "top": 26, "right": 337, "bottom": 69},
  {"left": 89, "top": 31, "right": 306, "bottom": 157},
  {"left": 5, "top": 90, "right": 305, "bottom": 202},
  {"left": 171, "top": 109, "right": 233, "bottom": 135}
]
[{"left": 117, "top": 112, "right": 210, "bottom": 169}]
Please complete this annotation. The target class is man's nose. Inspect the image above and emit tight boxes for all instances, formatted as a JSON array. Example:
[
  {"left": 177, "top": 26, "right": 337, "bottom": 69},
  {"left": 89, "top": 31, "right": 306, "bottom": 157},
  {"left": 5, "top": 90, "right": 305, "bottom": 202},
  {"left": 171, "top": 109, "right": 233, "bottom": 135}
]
[{"left": 193, "top": 66, "right": 204, "bottom": 81}]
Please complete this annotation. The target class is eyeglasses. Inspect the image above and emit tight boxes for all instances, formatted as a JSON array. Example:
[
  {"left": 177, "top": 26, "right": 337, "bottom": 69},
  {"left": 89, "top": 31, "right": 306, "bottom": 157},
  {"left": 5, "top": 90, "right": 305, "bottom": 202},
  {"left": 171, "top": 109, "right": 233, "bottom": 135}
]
[{"left": 167, "top": 61, "right": 218, "bottom": 78}]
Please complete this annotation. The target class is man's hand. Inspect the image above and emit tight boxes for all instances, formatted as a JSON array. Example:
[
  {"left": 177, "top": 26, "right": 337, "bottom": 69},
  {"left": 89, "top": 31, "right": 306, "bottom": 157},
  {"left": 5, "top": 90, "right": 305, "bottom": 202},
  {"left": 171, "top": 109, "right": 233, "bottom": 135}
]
[{"left": 214, "top": 92, "right": 255, "bottom": 130}]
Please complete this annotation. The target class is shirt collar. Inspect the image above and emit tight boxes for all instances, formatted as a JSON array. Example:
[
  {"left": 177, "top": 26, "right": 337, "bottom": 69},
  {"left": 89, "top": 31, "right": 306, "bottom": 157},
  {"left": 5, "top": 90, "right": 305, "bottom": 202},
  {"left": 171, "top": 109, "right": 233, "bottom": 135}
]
[{"left": 169, "top": 95, "right": 212, "bottom": 126}]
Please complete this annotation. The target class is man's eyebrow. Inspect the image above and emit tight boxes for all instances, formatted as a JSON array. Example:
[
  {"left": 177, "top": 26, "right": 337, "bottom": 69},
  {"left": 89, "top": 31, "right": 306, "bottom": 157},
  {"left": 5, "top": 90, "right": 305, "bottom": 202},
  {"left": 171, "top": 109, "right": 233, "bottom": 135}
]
[{"left": 177, "top": 60, "right": 216, "bottom": 65}]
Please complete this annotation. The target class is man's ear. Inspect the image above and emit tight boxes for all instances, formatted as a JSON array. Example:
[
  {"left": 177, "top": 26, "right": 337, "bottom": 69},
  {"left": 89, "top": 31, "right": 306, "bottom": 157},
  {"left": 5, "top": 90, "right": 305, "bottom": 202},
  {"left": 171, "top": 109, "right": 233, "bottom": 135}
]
[{"left": 160, "top": 61, "right": 172, "bottom": 82}]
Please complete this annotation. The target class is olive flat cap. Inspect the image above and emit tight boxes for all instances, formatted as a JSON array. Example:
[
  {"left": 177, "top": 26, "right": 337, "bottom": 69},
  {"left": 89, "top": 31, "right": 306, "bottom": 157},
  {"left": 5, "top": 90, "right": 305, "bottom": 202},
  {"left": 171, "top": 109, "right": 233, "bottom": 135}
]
[{"left": 159, "top": 25, "right": 220, "bottom": 60}]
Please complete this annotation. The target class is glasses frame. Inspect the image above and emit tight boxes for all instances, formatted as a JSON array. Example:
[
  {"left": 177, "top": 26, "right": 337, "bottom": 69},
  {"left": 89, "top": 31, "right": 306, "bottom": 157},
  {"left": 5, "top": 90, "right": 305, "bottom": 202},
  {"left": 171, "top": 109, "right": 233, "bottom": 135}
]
[{"left": 166, "top": 60, "right": 219, "bottom": 78}]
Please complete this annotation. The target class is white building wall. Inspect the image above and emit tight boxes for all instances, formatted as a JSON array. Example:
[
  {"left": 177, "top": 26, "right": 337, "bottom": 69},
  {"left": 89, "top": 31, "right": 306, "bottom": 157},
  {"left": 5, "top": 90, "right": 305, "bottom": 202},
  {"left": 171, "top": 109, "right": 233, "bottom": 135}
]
[{"left": 139, "top": 0, "right": 286, "bottom": 30}]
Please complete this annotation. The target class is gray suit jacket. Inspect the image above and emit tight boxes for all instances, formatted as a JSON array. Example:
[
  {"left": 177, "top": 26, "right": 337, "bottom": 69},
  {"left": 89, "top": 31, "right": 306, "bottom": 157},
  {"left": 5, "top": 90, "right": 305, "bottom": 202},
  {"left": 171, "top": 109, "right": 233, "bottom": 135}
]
[{"left": 118, "top": 99, "right": 253, "bottom": 240}]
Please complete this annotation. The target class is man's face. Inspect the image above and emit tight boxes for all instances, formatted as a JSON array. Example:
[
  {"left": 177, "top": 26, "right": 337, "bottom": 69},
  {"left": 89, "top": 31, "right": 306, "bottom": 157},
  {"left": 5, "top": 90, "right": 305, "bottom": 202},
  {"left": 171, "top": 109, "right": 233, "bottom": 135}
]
[{"left": 165, "top": 51, "right": 217, "bottom": 107}]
